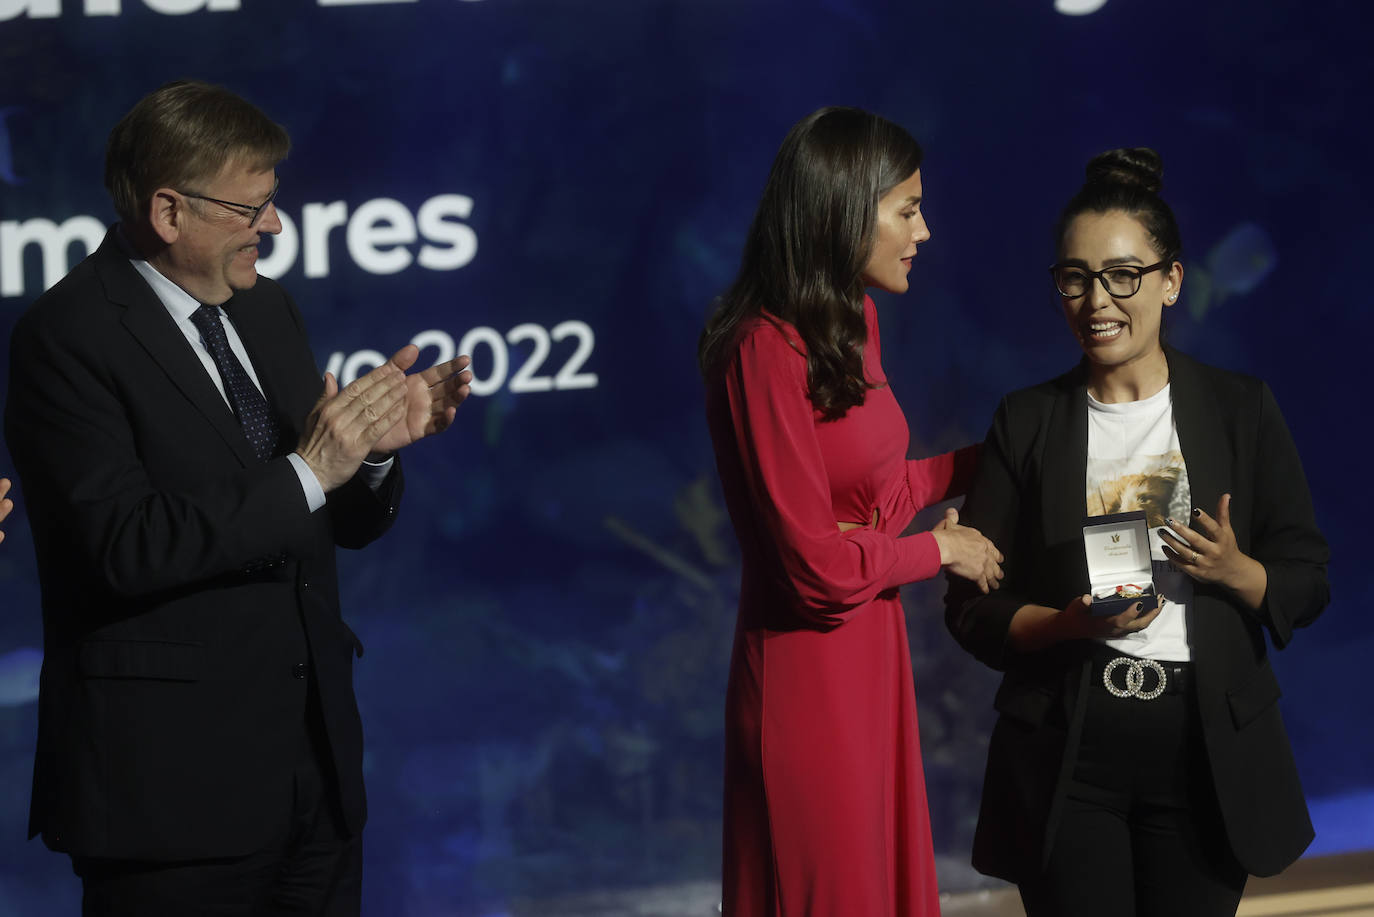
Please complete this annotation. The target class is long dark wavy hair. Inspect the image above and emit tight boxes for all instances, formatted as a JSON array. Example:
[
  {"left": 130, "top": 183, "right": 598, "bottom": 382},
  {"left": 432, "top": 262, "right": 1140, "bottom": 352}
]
[{"left": 698, "top": 107, "right": 924, "bottom": 420}]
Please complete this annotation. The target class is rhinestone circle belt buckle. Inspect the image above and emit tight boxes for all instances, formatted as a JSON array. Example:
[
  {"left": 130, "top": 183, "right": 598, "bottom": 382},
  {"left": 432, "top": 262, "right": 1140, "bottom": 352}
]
[{"left": 1102, "top": 657, "right": 1167, "bottom": 700}]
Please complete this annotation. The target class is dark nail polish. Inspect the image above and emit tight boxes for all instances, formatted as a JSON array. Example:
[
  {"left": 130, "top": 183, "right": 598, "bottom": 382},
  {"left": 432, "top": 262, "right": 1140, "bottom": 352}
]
[
  {"left": 1192, "top": 507, "right": 1202, "bottom": 517},
  {"left": 1158, "top": 528, "right": 1169, "bottom": 538},
  {"left": 1165, "top": 517, "right": 1175, "bottom": 527}
]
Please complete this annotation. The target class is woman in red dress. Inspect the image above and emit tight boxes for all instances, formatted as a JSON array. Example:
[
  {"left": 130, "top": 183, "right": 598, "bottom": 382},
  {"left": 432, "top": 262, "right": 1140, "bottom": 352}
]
[{"left": 699, "top": 107, "right": 1004, "bottom": 916}]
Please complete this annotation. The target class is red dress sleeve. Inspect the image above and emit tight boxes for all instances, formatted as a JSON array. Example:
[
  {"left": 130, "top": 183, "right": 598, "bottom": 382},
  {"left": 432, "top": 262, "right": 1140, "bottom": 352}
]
[
  {"left": 723, "top": 324, "right": 942, "bottom": 626},
  {"left": 905, "top": 445, "right": 980, "bottom": 509},
  {"left": 863, "top": 299, "right": 980, "bottom": 512}
]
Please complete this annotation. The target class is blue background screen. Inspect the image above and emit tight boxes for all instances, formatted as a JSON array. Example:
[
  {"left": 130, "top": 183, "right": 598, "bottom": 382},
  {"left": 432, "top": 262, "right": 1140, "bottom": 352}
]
[{"left": 0, "top": 1, "right": 1368, "bottom": 912}]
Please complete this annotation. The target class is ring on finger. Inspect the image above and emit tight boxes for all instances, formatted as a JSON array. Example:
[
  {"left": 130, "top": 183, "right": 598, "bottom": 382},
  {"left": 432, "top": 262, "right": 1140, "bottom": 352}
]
[{"left": 1190, "top": 549, "right": 1199, "bottom": 564}]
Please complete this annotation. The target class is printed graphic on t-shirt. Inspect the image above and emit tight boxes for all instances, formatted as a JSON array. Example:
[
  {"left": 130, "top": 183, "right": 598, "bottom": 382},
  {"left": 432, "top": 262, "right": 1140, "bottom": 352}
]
[{"left": 1086, "top": 450, "right": 1191, "bottom": 535}]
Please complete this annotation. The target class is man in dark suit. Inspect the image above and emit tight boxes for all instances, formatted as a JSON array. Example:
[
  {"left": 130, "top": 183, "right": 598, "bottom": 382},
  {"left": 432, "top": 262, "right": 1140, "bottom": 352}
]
[{"left": 4, "top": 80, "right": 471, "bottom": 915}]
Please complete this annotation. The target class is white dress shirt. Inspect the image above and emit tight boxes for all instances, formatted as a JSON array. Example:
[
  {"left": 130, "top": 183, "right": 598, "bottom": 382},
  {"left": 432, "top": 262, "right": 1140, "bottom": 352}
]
[{"left": 125, "top": 245, "right": 392, "bottom": 512}]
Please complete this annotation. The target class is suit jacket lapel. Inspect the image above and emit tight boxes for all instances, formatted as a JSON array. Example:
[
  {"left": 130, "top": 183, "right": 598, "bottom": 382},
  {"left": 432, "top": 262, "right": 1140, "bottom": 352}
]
[
  {"left": 95, "top": 230, "right": 258, "bottom": 467},
  {"left": 1166, "top": 347, "right": 1230, "bottom": 515},
  {"left": 222, "top": 294, "right": 301, "bottom": 443},
  {"left": 1042, "top": 363, "right": 1091, "bottom": 591},
  {"left": 1037, "top": 349, "right": 1233, "bottom": 610},
  {"left": 1163, "top": 347, "right": 1236, "bottom": 657}
]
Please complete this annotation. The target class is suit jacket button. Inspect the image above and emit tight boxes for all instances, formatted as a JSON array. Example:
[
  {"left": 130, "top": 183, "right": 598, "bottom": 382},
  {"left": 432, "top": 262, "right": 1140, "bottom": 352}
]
[{"left": 292, "top": 662, "right": 308, "bottom": 679}]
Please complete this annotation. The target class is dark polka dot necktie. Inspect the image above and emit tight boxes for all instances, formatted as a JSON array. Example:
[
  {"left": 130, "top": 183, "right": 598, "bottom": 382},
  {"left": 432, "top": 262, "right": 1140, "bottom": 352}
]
[{"left": 190, "top": 305, "right": 281, "bottom": 462}]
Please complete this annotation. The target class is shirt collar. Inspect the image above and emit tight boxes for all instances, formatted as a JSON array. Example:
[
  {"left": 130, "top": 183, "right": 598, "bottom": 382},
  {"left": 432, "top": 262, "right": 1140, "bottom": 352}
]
[{"left": 118, "top": 224, "right": 215, "bottom": 325}]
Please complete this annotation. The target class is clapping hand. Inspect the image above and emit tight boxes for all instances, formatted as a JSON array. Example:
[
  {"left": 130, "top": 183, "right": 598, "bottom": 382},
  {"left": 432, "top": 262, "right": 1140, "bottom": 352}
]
[{"left": 370, "top": 349, "right": 473, "bottom": 455}]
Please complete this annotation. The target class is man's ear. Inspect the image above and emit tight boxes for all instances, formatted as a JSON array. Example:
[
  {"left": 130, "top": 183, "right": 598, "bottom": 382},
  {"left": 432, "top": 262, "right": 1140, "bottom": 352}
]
[{"left": 147, "top": 189, "right": 184, "bottom": 245}]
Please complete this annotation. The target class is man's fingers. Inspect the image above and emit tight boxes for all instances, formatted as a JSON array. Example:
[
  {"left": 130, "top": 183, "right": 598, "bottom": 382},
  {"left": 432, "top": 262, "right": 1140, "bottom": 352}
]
[
  {"left": 366, "top": 395, "right": 408, "bottom": 439},
  {"left": 327, "top": 367, "right": 407, "bottom": 427},
  {"left": 438, "top": 370, "right": 473, "bottom": 402},
  {"left": 359, "top": 381, "right": 408, "bottom": 428},
  {"left": 388, "top": 344, "right": 420, "bottom": 374},
  {"left": 418, "top": 354, "right": 473, "bottom": 386},
  {"left": 319, "top": 372, "right": 407, "bottom": 442},
  {"left": 339, "top": 358, "right": 408, "bottom": 406},
  {"left": 428, "top": 408, "right": 456, "bottom": 437}
]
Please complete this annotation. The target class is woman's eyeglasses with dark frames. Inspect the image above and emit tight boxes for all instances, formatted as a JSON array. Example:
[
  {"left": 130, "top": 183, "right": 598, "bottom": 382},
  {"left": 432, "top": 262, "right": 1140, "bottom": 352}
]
[{"left": 1049, "top": 260, "right": 1170, "bottom": 299}]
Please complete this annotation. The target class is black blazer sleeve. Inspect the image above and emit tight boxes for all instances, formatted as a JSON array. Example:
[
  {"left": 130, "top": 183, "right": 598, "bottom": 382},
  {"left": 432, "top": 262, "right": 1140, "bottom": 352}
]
[
  {"left": 1245, "top": 381, "right": 1329, "bottom": 648},
  {"left": 946, "top": 394, "right": 1037, "bottom": 671}
]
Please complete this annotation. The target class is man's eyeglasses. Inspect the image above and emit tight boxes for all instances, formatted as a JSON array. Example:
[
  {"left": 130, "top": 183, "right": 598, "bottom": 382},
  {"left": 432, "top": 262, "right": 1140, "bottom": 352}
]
[
  {"left": 177, "top": 177, "right": 280, "bottom": 229},
  {"left": 1049, "top": 260, "right": 1170, "bottom": 299}
]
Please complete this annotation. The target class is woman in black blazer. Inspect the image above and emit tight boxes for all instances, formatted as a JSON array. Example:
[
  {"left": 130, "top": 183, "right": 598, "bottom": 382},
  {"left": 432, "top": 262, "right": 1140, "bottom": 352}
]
[{"left": 945, "top": 148, "right": 1329, "bottom": 917}]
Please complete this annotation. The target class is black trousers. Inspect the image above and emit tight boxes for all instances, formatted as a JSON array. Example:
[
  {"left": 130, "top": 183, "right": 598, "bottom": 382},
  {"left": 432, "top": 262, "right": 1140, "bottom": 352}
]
[
  {"left": 1019, "top": 658, "right": 1247, "bottom": 917},
  {"left": 74, "top": 687, "right": 359, "bottom": 917}
]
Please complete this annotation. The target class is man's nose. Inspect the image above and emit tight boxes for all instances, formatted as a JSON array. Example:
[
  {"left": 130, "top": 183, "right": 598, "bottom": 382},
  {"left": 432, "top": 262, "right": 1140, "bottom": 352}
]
[{"left": 257, "top": 202, "right": 283, "bottom": 235}]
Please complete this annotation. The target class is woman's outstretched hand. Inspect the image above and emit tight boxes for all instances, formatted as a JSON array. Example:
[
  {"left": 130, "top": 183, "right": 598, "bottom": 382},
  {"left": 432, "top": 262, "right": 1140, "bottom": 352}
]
[
  {"left": 1158, "top": 493, "right": 1268, "bottom": 609},
  {"left": 933, "top": 507, "right": 1005, "bottom": 594}
]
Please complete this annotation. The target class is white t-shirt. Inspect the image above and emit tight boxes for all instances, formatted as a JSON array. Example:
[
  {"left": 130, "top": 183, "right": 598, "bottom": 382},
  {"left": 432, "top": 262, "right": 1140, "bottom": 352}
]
[{"left": 1086, "top": 384, "right": 1193, "bottom": 661}]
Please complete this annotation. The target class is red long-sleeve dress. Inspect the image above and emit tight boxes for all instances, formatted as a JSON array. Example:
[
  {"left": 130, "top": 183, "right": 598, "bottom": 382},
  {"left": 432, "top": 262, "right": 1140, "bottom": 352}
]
[{"left": 706, "top": 297, "right": 975, "bottom": 916}]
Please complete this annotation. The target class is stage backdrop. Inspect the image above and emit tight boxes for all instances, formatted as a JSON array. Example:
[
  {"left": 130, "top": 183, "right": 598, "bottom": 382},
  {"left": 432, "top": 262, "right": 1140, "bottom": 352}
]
[{"left": 0, "top": 1, "right": 1369, "bottom": 913}]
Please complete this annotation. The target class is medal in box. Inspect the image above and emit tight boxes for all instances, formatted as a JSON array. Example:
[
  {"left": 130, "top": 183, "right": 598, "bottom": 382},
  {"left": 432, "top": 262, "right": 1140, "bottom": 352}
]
[{"left": 1082, "top": 510, "right": 1159, "bottom": 617}]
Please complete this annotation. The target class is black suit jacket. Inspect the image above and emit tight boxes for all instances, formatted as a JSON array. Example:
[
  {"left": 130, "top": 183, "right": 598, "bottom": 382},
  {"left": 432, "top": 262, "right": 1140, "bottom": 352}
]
[
  {"left": 5, "top": 229, "right": 402, "bottom": 860},
  {"left": 945, "top": 348, "right": 1329, "bottom": 882}
]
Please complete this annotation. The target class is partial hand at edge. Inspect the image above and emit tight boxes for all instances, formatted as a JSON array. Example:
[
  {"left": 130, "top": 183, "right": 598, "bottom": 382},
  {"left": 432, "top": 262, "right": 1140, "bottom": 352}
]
[
  {"left": 933, "top": 507, "right": 1005, "bottom": 594},
  {"left": 0, "top": 477, "right": 11, "bottom": 544},
  {"left": 296, "top": 349, "right": 413, "bottom": 493}
]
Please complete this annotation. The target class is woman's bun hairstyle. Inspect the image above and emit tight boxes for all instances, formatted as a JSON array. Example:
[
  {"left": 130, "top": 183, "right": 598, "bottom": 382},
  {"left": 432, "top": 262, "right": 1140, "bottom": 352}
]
[
  {"left": 1057, "top": 146, "right": 1181, "bottom": 261},
  {"left": 1083, "top": 147, "right": 1164, "bottom": 194}
]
